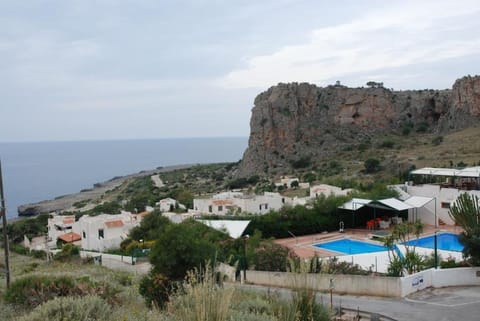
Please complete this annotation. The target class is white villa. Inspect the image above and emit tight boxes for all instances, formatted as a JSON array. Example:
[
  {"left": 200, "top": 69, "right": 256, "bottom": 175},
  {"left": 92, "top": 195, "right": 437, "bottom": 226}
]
[
  {"left": 156, "top": 197, "right": 185, "bottom": 212},
  {"left": 395, "top": 166, "right": 480, "bottom": 226},
  {"left": 47, "top": 210, "right": 149, "bottom": 251},
  {"left": 72, "top": 212, "right": 145, "bottom": 251},
  {"left": 47, "top": 215, "right": 78, "bottom": 247},
  {"left": 193, "top": 191, "right": 289, "bottom": 215},
  {"left": 310, "top": 184, "right": 353, "bottom": 198}
]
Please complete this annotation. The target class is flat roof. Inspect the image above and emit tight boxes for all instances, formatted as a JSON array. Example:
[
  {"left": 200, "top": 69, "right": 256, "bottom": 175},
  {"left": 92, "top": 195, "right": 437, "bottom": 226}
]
[{"left": 411, "top": 167, "right": 480, "bottom": 178}]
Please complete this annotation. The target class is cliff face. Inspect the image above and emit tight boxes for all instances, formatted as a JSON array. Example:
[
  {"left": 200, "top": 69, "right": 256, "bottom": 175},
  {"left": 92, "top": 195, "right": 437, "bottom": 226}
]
[{"left": 238, "top": 76, "right": 480, "bottom": 177}]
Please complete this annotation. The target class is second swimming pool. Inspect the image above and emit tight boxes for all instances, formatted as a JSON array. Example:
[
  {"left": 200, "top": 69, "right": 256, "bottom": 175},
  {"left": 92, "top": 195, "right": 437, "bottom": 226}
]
[{"left": 313, "top": 238, "right": 388, "bottom": 255}]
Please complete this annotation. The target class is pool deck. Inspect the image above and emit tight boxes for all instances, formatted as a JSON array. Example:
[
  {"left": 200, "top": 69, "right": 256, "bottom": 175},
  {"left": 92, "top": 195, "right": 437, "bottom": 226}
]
[{"left": 274, "top": 224, "right": 463, "bottom": 258}]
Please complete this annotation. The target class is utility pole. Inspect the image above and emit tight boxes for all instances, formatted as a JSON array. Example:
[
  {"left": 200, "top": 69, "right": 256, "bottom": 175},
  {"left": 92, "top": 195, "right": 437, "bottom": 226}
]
[{"left": 0, "top": 160, "right": 11, "bottom": 288}]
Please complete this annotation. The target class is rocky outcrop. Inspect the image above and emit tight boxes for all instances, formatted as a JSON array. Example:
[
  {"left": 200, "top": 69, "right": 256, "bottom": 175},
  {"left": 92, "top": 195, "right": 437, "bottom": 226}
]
[{"left": 238, "top": 76, "right": 480, "bottom": 177}]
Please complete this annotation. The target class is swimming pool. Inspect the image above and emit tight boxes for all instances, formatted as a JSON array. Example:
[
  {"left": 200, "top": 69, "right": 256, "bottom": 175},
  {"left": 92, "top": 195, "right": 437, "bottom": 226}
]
[
  {"left": 313, "top": 239, "right": 388, "bottom": 255},
  {"left": 404, "top": 233, "right": 464, "bottom": 252}
]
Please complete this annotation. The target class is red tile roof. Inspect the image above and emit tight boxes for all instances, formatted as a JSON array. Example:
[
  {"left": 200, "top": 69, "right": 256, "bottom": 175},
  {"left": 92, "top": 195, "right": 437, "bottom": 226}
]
[
  {"left": 58, "top": 232, "right": 81, "bottom": 243},
  {"left": 104, "top": 220, "right": 124, "bottom": 228},
  {"left": 62, "top": 217, "right": 75, "bottom": 224}
]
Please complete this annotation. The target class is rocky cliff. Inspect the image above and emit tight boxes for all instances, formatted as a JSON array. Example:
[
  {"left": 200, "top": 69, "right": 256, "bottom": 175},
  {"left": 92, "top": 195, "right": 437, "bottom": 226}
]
[{"left": 238, "top": 75, "right": 480, "bottom": 177}]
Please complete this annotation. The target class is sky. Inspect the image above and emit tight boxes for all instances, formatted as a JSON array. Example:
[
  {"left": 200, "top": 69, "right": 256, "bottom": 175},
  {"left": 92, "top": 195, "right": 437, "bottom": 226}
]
[{"left": 1, "top": 0, "right": 480, "bottom": 142}]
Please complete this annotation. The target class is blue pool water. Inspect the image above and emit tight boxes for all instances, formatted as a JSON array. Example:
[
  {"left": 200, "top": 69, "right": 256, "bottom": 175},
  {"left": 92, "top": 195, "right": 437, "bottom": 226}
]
[
  {"left": 404, "top": 233, "right": 464, "bottom": 252},
  {"left": 313, "top": 239, "right": 388, "bottom": 255}
]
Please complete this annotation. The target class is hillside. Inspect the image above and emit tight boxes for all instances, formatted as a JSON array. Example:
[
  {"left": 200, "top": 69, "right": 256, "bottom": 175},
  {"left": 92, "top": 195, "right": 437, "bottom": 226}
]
[{"left": 238, "top": 75, "right": 480, "bottom": 177}]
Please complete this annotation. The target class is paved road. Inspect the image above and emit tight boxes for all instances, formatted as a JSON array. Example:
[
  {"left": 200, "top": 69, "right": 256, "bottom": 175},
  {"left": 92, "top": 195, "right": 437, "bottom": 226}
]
[{"left": 237, "top": 284, "right": 480, "bottom": 321}]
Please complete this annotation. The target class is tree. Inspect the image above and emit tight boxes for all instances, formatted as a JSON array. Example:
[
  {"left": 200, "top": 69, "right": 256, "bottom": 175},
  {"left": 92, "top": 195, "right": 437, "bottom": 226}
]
[
  {"left": 149, "top": 219, "right": 228, "bottom": 280},
  {"left": 253, "top": 241, "right": 292, "bottom": 272},
  {"left": 449, "top": 193, "right": 480, "bottom": 265},
  {"left": 128, "top": 210, "right": 171, "bottom": 242},
  {"left": 364, "top": 158, "right": 381, "bottom": 173}
]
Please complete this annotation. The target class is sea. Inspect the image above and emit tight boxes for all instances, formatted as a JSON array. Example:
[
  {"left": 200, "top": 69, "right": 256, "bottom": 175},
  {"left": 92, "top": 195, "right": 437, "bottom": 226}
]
[{"left": 0, "top": 137, "right": 248, "bottom": 220}]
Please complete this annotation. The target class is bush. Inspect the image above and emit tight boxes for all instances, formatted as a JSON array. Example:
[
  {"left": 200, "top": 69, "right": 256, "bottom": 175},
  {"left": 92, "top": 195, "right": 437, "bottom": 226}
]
[
  {"left": 416, "top": 121, "right": 429, "bottom": 133},
  {"left": 379, "top": 139, "right": 394, "bottom": 148},
  {"left": 54, "top": 243, "right": 80, "bottom": 261},
  {"left": 5, "top": 274, "right": 116, "bottom": 308},
  {"left": 432, "top": 136, "right": 443, "bottom": 146},
  {"left": 253, "top": 241, "right": 292, "bottom": 272},
  {"left": 139, "top": 272, "right": 173, "bottom": 308},
  {"left": 364, "top": 158, "right": 381, "bottom": 173},
  {"left": 16, "top": 295, "right": 111, "bottom": 321},
  {"left": 290, "top": 157, "right": 311, "bottom": 169},
  {"left": 167, "top": 265, "right": 234, "bottom": 321}
]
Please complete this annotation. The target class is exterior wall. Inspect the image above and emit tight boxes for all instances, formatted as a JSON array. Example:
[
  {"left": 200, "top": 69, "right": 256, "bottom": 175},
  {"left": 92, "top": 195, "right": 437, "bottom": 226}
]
[
  {"left": 157, "top": 198, "right": 177, "bottom": 212},
  {"left": 245, "top": 270, "right": 401, "bottom": 297},
  {"left": 310, "top": 184, "right": 352, "bottom": 198},
  {"left": 73, "top": 212, "right": 141, "bottom": 251},
  {"left": 400, "top": 267, "right": 480, "bottom": 296},
  {"left": 245, "top": 267, "right": 480, "bottom": 298},
  {"left": 47, "top": 215, "right": 76, "bottom": 247},
  {"left": 405, "top": 184, "right": 480, "bottom": 225},
  {"left": 193, "top": 192, "right": 287, "bottom": 215}
]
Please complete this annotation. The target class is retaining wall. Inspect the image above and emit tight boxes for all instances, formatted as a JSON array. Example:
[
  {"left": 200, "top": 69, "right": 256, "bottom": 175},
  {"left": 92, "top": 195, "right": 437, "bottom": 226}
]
[{"left": 246, "top": 267, "right": 480, "bottom": 298}]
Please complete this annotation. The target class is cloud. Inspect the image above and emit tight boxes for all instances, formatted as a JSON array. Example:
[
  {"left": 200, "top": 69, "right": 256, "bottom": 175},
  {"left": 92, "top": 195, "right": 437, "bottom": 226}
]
[{"left": 216, "top": 0, "right": 480, "bottom": 89}]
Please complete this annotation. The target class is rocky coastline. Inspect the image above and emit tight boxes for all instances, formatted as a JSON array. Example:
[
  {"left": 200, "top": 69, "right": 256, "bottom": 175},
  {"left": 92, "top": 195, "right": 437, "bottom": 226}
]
[{"left": 17, "top": 164, "right": 193, "bottom": 217}]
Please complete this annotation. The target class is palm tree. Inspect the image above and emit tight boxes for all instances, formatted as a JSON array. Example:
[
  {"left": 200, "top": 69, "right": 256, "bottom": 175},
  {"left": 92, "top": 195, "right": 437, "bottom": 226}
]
[{"left": 449, "top": 193, "right": 480, "bottom": 265}]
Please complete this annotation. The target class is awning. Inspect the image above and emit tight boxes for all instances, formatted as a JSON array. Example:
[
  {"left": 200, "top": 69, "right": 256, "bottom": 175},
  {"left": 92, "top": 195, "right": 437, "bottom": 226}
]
[
  {"left": 404, "top": 196, "right": 434, "bottom": 208},
  {"left": 340, "top": 198, "right": 372, "bottom": 210},
  {"left": 375, "top": 198, "right": 413, "bottom": 211},
  {"left": 411, "top": 167, "right": 480, "bottom": 178},
  {"left": 199, "top": 220, "right": 250, "bottom": 238}
]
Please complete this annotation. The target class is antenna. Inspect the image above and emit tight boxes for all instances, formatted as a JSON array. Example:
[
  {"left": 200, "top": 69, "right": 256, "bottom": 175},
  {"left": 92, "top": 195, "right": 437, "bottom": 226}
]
[{"left": 0, "top": 159, "right": 11, "bottom": 288}]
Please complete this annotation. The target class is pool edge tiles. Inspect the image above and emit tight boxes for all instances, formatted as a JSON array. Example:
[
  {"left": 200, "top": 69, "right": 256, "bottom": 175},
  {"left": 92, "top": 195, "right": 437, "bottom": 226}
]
[{"left": 313, "top": 238, "right": 389, "bottom": 255}]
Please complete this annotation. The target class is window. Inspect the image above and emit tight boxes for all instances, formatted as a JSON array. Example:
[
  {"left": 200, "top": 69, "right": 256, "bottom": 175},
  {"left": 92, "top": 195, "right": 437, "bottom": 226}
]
[
  {"left": 218, "top": 205, "right": 223, "bottom": 212},
  {"left": 441, "top": 202, "right": 450, "bottom": 209},
  {"left": 259, "top": 204, "right": 262, "bottom": 210},
  {"left": 208, "top": 205, "right": 212, "bottom": 213},
  {"left": 282, "top": 198, "right": 285, "bottom": 204},
  {"left": 82, "top": 231, "right": 86, "bottom": 238},
  {"left": 98, "top": 229, "right": 104, "bottom": 239},
  {"left": 265, "top": 204, "right": 268, "bottom": 210}
]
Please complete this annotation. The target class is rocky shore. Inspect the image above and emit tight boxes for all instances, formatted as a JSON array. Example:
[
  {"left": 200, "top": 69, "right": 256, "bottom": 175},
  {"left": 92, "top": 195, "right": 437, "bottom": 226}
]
[{"left": 17, "top": 164, "right": 193, "bottom": 217}]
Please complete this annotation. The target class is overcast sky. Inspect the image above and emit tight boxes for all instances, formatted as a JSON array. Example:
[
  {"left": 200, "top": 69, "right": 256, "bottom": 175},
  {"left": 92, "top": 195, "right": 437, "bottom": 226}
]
[{"left": 1, "top": 0, "right": 480, "bottom": 142}]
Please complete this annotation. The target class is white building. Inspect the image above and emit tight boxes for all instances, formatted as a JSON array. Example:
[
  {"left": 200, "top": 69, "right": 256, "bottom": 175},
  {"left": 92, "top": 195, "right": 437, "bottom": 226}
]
[
  {"left": 275, "top": 176, "right": 301, "bottom": 188},
  {"left": 310, "top": 184, "right": 353, "bottom": 198},
  {"left": 72, "top": 212, "right": 143, "bottom": 251},
  {"left": 156, "top": 198, "right": 183, "bottom": 212},
  {"left": 47, "top": 215, "right": 77, "bottom": 247},
  {"left": 193, "top": 191, "right": 289, "bottom": 215},
  {"left": 396, "top": 166, "right": 480, "bottom": 226}
]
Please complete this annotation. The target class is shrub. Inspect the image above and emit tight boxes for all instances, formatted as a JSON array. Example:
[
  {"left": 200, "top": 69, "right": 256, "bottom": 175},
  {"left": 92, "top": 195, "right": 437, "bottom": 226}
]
[
  {"left": 16, "top": 295, "right": 111, "bottom": 321},
  {"left": 379, "top": 139, "right": 394, "bottom": 148},
  {"left": 167, "top": 265, "right": 234, "bottom": 321},
  {"left": 364, "top": 158, "right": 381, "bottom": 173},
  {"left": 416, "top": 121, "right": 429, "bottom": 133},
  {"left": 432, "top": 136, "right": 443, "bottom": 146},
  {"left": 139, "top": 272, "right": 174, "bottom": 308},
  {"left": 5, "top": 274, "right": 116, "bottom": 308},
  {"left": 290, "top": 157, "right": 311, "bottom": 169}
]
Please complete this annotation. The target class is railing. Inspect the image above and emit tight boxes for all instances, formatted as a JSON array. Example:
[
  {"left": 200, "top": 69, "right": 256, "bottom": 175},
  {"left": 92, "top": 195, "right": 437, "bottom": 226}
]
[{"left": 334, "top": 307, "right": 398, "bottom": 321}]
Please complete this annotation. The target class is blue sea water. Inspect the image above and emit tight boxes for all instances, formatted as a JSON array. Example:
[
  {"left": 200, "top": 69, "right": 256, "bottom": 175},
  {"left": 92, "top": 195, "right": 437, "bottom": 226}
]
[{"left": 0, "top": 137, "right": 248, "bottom": 219}]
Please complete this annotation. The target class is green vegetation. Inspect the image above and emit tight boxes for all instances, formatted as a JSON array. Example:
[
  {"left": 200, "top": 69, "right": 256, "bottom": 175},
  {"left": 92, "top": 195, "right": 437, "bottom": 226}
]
[
  {"left": 449, "top": 193, "right": 480, "bottom": 265},
  {"left": 245, "top": 194, "right": 349, "bottom": 238},
  {"left": 383, "top": 220, "right": 425, "bottom": 276},
  {"left": 364, "top": 158, "right": 381, "bottom": 173}
]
